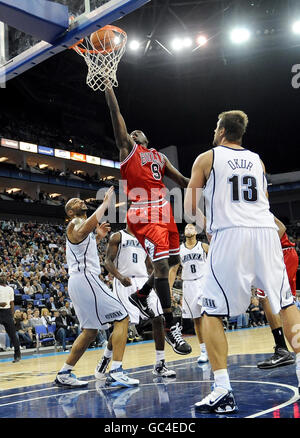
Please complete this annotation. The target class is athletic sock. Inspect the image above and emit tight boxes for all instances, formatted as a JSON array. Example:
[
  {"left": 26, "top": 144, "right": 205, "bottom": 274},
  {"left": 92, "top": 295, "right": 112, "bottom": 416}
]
[
  {"left": 200, "top": 343, "right": 207, "bottom": 354},
  {"left": 103, "top": 346, "right": 113, "bottom": 359},
  {"left": 59, "top": 363, "right": 74, "bottom": 373},
  {"left": 214, "top": 369, "right": 232, "bottom": 391},
  {"left": 110, "top": 361, "right": 122, "bottom": 371},
  {"left": 272, "top": 327, "right": 288, "bottom": 350},
  {"left": 164, "top": 311, "right": 174, "bottom": 330},
  {"left": 155, "top": 277, "right": 171, "bottom": 306},
  {"left": 296, "top": 353, "right": 300, "bottom": 388},
  {"left": 137, "top": 275, "right": 154, "bottom": 298},
  {"left": 156, "top": 350, "right": 165, "bottom": 364}
]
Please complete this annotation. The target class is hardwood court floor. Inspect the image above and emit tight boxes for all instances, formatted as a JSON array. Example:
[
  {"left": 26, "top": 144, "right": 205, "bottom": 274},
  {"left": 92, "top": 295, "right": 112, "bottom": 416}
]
[{"left": 0, "top": 326, "right": 276, "bottom": 391}]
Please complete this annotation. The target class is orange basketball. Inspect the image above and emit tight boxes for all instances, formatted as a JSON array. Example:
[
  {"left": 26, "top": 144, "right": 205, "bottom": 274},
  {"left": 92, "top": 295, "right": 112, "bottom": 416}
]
[{"left": 90, "top": 26, "right": 116, "bottom": 53}]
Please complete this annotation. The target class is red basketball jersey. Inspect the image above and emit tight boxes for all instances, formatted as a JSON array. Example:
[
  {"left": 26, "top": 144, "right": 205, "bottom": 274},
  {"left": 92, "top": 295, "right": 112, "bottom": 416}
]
[
  {"left": 120, "top": 143, "right": 167, "bottom": 202},
  {"left": 280, "top": 232, "right": 296, "bottom": 249}
]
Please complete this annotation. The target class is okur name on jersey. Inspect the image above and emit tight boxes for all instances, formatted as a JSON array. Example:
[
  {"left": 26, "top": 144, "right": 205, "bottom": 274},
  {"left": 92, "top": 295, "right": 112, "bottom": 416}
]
[{"left": 227, "top": 159, "right": 254, "bottom": 172}]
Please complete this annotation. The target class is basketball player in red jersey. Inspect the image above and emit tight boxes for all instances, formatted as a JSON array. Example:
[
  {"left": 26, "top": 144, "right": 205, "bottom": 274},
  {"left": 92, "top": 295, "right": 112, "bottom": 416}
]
[
  {"left": 256, "top": 216, "right": 299, "bottom": 369},
  {"left": 104, "top": 87, "right": 192, "bottom": 355}
]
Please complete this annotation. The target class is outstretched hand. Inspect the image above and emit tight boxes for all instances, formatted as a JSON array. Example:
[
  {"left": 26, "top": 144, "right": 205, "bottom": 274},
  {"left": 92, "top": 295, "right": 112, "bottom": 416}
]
[
  {"left": 103, "top": 186, "right": 115, "bottom": 207},
  {"left": 96, "top": 222, "right": 111, "bottom": 240}
]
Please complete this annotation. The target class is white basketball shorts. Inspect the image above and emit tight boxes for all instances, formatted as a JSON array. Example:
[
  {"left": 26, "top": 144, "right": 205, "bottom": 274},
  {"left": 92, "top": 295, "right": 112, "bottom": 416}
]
[
  {"left": 68, "top": 271, "right": 128, "bottom": 330},
  {"left": 182, "top": 278, "right": 203, "bottom": 319},
  {"left": 113, "top": 276, "right": 163, "bottom": 325},
  {"left": 201, "top": 227, "right": 294, "bottom": 317}
]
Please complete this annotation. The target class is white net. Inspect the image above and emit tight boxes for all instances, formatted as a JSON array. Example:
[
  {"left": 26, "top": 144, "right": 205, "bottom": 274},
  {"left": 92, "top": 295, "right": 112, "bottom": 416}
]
[{"left": 71, "top": 25, "right": 127, "bottom": 92}]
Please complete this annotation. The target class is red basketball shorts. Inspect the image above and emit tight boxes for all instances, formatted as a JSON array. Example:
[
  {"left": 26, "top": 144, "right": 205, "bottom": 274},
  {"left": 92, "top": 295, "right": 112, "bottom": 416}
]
[
  {"left": 257, "top": 247, "right": 299, "bottom": 298},
  {"left": 127, "top": 199, "right": 180, "bottom": 262}
]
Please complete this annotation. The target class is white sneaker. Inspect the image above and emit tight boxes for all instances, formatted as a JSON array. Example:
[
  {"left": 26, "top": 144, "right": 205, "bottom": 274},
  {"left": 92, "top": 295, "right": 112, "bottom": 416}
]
[
  {"left": 54, "top": 370, "right": 88, "bottom": 388},
  {"left": 152, "top": 360, "right": 176, "bottom": 378},
  {"left": 194, "top": 386, "right": 238, "bottom": 414},
  {"left": 105, "top": 367, "right": 139, "bottom": 388},
  {"left": 95, "top": 355, "right": 111, "bottom": 380},
  {"left": 197, "top": 351, "right": 209, "bottom": 363}
]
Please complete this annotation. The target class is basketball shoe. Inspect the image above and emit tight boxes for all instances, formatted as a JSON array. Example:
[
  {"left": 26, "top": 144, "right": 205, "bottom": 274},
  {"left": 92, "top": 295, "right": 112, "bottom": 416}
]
[
  {"left": 105, "top": 367, "right": 139, "bottom": 388},
  {"left": 197, "top": 351, "right": 209, "bottom": 364},
  {"left": 257, "top": 346, "right": 295, "bottom": 369},
  {"left": 194, "top": 386, "right": 238, "bottom": 414},
  {"left": 54, "top": 370, "right": 88, "bottom": 388},
  {"left": 152, "top": 360, "right": 176, "bottom": 378},
  {"left": 129, "top": 291, "right": 155, "bottom": 319},
  {"left": 165, "top": 322, "right": 192, "bottom": 355},
  {"left": 95, "top": 355, "right": 111, "bottom": 379}
]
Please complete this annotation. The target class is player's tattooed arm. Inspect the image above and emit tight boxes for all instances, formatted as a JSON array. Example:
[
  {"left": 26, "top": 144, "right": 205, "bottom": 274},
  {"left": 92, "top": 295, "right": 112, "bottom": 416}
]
[
  {"left": 104, "top": 232, "right": 132, "bottom": 287},
  {"left": 163, "top": 155, "right": 190, "bottom": 188},
  {"left": 104, "top": 87, "right": 134, "bottom": 160}
]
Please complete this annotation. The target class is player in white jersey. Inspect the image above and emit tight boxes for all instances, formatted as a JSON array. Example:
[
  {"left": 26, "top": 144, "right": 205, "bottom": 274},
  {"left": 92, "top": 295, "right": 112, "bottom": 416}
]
[
  {"left": 184, "top": 110, "right": 300, "bottom": 414},
  {"left": 170, "top": 224, "right": 209, "bottom": 364},
  {"left": 54, "top": 187, "right": 139, "bottom": 389},
  {"left": 95, "top": 225, "right": 176, "bottom": 378}
]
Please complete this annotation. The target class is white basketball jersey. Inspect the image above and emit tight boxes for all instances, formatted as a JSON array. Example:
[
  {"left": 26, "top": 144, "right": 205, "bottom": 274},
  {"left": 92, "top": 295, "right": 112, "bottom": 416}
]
[
  {"left": 66, "top": 232, "right": 101, "bottom": 276},
  {"left": 115, "top": 230, "right": 148, "bottom": 277},
  {"left": 180, "top": 241, "right": 207, "bottom": 281},
  {"left": 204, "top": 146, "right": 276, "bottom": 234}
]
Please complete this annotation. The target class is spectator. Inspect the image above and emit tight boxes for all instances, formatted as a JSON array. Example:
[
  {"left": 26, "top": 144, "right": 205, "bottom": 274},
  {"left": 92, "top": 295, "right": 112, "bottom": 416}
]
[
  {"left": 40, "top": 308, "right": 53, "bottom": 327},
  {"left": 47, "top": 296, "right": 58, "bottom": 314},
  {"left": 29, "top": 309, "right": 43, "bottom": 329},
  {"left": 20, "top": 311, "right": 33, "bottom": 343},
  {"left": 56, "top": 294, "right": 66, "bottom": 310},
  {"left": 54, "top": 307, "right": 79, "bottom": 352},
  {"left": 249, "top": 297, "right": 265, "bottom": 327},
  {"left": 23, "top": 279, "right": 35, "bottom": 296},
  {"left": 14, "top": 310, "right": 33, "bottom": 349},
  {"left": 64, "top": 300, "right": 75, "bottom": 317},
  {"left": 33, "top": 280, "right": 43, "bottom": 294}
]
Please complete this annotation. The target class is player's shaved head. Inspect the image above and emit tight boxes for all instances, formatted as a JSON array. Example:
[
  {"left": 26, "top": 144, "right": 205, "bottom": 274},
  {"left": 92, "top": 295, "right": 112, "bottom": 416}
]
[
  {"left": 65, "top": 198, "right": 87, "bottom": 218},
  {"left": 130, "top": 130, "right": 149, "bottom": 147}
]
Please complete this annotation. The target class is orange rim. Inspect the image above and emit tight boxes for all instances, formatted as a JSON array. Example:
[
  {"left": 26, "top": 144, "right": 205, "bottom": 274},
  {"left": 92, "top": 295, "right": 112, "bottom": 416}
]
[{"left": 69, "top": 25, "right": 127, "bottom": 54}]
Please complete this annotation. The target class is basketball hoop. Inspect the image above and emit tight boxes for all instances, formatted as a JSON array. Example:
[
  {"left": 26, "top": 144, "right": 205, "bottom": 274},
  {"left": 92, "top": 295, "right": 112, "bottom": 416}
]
[{"left": 70, "top": 25, "right": 127, "bottom": 92}]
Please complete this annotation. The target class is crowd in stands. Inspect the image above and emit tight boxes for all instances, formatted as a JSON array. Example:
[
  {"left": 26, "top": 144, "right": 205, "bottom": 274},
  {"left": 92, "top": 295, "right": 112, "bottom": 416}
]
[
  {"left": 0, "top": 218, "right": 299, "bottom": 352},
  {"left": 0, "top": 111, "right": 119, "bottom": 162},
  {"left": 0, "top": 220, "right": 111, "bottom": 351},
  {"left": 0, "top": 188, "right": 111, "bottom": 210},
  {"left": 0, "top": 160, "right": 118, "bottom": 188}
]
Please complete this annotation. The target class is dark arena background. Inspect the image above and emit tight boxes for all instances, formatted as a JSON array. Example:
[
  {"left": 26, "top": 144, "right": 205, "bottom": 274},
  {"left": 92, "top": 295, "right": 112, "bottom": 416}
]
[{"left": 0, "top": 0, "right": 300, "bottom": 426}]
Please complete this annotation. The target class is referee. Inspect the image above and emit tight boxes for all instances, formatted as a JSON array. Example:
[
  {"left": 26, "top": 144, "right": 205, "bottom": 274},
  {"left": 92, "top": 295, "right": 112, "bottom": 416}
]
[{"left": 0, "top": 275, "right": 21, "bottom": 362}]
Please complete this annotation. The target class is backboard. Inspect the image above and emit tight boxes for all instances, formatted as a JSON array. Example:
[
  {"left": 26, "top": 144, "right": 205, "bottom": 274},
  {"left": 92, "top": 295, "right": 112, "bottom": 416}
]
[{"left": 0, "top": 0, "right": 149, "bottom": 84}]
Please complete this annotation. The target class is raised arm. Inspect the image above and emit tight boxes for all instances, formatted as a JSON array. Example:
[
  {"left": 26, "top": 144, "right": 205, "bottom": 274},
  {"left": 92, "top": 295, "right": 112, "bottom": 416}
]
[
  {"left": 163, "top": 155, "right": 190, "bottom": 188},
  {"left": 104, "top": 232, "right": 132, "bottom": 287},
  {"left": 105, "top": 87, "right": 135, "bottom": 161},
  {"left": 68, "top": 187, "right": 114, "bottom": 244},
  {"left": 184, "top": 150, "right": 213, "bottom": 232}
]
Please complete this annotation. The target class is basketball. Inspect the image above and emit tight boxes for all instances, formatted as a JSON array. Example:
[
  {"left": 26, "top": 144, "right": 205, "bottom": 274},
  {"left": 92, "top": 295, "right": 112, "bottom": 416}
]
[{"left": 90, "top": 26, "right": 116, "bottom": 53}]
